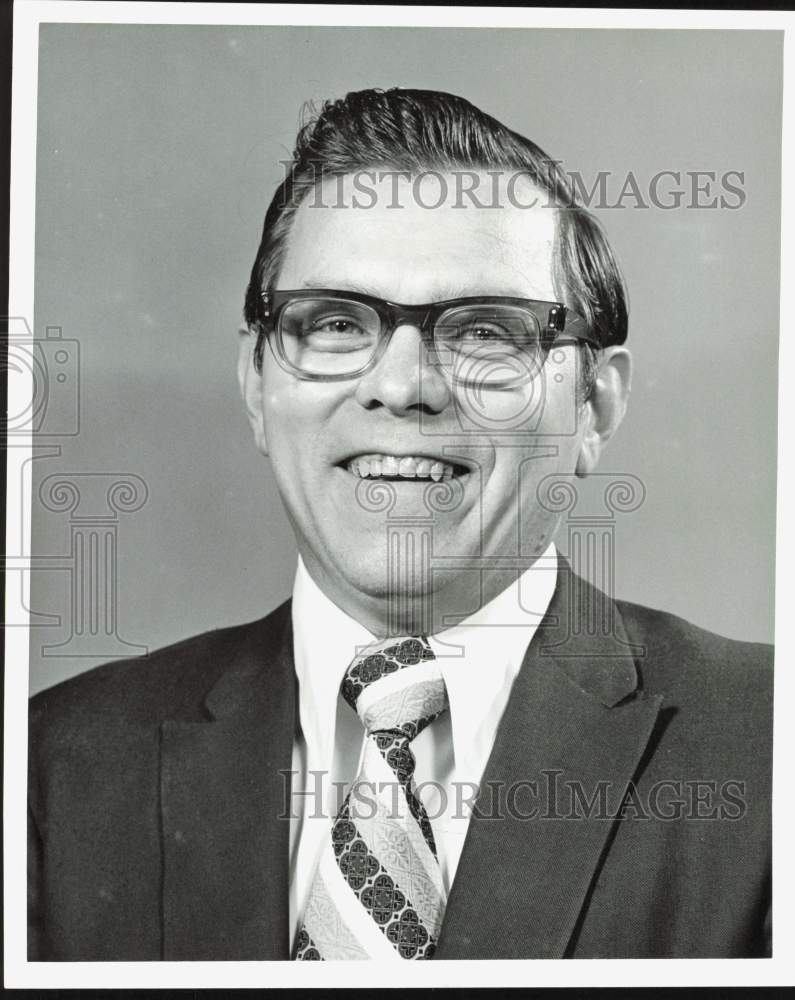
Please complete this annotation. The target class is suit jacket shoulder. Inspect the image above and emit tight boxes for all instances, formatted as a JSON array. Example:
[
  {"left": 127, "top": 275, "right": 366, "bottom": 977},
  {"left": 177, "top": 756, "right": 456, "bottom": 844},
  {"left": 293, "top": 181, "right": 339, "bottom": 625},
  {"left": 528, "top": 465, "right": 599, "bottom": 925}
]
[
  {"left": 616, "top": 598, "right": 773, "bottom": 732},
  {"left": 28, "top": 599, "right": 295, "bottom": 961},
  {"left": 436, "top": 589, "right": 773, "bottom": 960},
  {"left": 29, "top": 600, "right": 292, "bottom": 730}
]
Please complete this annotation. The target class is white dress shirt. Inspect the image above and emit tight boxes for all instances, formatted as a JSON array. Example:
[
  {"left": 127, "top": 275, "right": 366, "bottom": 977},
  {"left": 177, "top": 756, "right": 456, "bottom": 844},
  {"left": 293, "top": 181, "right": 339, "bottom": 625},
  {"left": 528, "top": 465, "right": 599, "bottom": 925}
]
[{"left": 288, "top": 544, "right": 558, "bottom": 948}]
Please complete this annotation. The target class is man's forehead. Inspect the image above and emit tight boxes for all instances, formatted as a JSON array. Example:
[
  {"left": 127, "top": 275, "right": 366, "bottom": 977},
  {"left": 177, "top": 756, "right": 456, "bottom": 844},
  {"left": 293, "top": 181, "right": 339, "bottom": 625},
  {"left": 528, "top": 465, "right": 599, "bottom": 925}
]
[{"left": 279, "top": 169, "right": 558, "bottom": 301}]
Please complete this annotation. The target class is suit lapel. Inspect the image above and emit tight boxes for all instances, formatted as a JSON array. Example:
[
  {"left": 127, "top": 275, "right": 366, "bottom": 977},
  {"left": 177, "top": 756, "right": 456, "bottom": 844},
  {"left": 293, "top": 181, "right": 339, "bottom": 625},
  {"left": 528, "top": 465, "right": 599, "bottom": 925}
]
[
  {"left": 435, "top": 565, "right": 662, "bottom": 959},
  {"left": 159, "top": 603, "right": 296, "bottom": 960}
]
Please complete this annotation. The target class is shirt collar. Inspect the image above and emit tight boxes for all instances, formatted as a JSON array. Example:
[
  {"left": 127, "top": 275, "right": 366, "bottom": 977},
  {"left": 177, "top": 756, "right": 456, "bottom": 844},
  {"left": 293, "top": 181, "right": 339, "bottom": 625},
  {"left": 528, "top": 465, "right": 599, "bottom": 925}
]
[
  {"left": 427, "top": 543, "right": 557, "bottom": 778},
  {"left": 291, "top": 544, "right": 557, "bottom": 776},
  {"left": 291, "top": 557, "right": 374, "bottom": 769}
]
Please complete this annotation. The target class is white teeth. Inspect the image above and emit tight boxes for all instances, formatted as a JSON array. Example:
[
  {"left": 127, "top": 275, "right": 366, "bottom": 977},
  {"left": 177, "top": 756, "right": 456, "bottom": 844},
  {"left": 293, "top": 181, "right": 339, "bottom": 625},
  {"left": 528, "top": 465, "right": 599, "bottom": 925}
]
[
  {"left": 382, "top": 455, "right": 400, "bottom": 476},
  {"left": 346, "top": 454, "right": 461, "bottom": 481}
]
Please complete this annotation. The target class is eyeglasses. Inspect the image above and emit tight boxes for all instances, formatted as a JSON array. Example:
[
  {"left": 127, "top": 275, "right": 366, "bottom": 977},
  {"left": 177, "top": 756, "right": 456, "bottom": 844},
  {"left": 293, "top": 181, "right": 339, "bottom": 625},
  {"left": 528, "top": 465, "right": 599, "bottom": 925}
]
[{"left": 259, "top": 289, "right": 601, "bottom": 388}]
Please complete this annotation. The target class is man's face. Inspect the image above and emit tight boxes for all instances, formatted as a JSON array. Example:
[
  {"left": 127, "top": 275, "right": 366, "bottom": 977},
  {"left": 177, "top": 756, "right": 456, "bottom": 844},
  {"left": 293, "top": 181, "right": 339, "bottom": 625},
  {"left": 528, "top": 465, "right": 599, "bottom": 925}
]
[{"left": 242, "top": 172, "right": 596, "bottom": 630}]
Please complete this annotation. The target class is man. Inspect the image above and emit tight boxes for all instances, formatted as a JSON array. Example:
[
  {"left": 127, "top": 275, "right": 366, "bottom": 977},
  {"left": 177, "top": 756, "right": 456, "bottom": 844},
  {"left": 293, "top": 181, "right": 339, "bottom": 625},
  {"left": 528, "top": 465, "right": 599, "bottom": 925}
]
[{"left": 28, "top": 88, "right": 772, "bottom": 961}]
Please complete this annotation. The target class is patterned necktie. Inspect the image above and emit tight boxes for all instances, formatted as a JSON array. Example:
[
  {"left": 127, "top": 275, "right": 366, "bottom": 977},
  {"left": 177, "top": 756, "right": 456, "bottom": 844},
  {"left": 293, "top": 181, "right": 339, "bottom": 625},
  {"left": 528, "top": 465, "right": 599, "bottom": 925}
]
[{"left": 294, "top": 636, "right": 449, "bottom": 961}]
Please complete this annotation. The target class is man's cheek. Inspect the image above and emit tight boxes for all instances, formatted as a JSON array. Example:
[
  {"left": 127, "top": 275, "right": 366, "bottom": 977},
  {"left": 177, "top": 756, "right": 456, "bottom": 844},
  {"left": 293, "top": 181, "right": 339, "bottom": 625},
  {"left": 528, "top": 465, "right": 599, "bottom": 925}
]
[
  {"left": 263, "top": 382, "right": 299, "bottom": 420},
  {"left": 261, "top": 390, "right": 311, "bottom": 457}
]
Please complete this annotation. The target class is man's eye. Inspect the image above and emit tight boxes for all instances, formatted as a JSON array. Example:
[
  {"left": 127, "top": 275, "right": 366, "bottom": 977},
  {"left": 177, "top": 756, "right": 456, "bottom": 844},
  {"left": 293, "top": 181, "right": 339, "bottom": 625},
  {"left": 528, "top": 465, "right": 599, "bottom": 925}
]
[
  {"left": 311, "top": 317, "right": 365, "bottom": 337},
  {"left": 295, "top": 312, "right": 376, "bottom": 354},
  {"left": 462, "top": 324, "right": 509, "bottom": 341}
]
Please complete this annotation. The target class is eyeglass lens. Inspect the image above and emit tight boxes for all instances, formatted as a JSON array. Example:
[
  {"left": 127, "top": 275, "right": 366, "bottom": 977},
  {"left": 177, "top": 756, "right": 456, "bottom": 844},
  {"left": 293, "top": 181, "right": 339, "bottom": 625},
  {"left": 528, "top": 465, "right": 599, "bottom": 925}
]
[{"left": 277, "top": 297, "right": 546, "bottom": 384}]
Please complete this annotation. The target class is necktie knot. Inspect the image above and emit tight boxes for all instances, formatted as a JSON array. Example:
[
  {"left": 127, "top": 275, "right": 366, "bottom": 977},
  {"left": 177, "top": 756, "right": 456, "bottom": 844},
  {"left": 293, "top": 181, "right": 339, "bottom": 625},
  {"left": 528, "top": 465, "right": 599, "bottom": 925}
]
[{"left": 341, "top": 636, "right": 447, "bottom": 738}]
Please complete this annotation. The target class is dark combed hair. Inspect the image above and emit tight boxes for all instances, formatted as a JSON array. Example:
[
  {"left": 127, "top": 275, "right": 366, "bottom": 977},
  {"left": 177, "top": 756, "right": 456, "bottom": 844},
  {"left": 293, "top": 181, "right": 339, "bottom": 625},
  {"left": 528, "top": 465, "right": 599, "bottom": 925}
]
[{"left": 244, "top": 88, "right": 628, "bottom": 381}]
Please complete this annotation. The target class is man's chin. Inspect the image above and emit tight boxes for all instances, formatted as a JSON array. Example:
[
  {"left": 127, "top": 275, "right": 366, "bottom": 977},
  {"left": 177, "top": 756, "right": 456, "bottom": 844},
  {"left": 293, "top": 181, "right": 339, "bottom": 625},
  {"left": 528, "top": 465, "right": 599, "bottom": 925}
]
[
  {"left": 335, "top": 559, "right": 426, "bottom": 601},
  {"left": 314, "top": 552, "right": 439, "bottom": 624}
]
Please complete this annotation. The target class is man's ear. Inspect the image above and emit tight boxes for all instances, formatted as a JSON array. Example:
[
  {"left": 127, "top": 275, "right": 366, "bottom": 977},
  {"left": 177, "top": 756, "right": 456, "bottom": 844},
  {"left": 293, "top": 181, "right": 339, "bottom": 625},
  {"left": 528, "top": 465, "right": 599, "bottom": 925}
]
[
  {"left": 575, "top": 347, "right": 631, "bottom": 477},
  {"left": 237, "top": 323, "right": 269, "bottom": 456}
]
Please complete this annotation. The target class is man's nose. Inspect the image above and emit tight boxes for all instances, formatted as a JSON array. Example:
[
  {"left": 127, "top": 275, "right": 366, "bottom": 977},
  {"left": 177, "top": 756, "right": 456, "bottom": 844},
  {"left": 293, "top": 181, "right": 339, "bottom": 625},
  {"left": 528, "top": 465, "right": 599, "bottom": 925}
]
[{"left": 353, "top": 323, "right": 452, "bottom": 415}]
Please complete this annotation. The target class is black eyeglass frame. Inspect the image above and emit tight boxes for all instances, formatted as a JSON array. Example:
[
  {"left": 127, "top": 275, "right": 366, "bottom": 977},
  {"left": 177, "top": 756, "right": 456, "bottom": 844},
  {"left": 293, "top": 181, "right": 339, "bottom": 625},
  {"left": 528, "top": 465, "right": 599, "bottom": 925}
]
[{"left": 258, "top": 288, "right": 602, "bottom": 385}]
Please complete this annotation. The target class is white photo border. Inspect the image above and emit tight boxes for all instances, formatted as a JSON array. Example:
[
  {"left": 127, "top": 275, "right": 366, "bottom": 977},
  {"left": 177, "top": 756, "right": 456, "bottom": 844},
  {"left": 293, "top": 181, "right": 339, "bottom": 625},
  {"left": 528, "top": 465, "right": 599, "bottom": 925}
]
[{"left": 5, "top": 1, "right": 793, "bottom": 989}]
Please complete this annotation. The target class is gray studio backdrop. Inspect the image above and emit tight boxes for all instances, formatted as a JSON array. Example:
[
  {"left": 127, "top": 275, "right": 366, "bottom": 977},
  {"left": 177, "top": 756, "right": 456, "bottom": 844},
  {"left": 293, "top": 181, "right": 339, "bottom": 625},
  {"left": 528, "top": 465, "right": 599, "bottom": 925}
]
[{"left": 27, "top": 25, "right": 781, "bottom": 694}]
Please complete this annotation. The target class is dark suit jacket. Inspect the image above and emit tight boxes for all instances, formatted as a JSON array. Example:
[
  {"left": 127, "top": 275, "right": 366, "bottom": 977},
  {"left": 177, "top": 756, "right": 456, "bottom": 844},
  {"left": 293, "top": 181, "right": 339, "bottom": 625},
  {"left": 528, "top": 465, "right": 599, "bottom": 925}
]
[{"left": 28, "top": 567, "right": 773, "bottom": 960}]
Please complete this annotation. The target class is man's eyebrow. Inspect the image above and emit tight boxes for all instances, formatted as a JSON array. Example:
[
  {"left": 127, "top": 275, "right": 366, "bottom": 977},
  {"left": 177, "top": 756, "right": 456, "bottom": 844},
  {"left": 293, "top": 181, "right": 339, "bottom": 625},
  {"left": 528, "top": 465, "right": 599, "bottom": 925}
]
[
  {"left": 299, "top": 279, "right": 375, "bottom": 294},
  {"left": 299, "top": 278, "right": 417, "bottom": 296},
  {"left": 297, "top": 279, "right": 524, "bottom": 300}
]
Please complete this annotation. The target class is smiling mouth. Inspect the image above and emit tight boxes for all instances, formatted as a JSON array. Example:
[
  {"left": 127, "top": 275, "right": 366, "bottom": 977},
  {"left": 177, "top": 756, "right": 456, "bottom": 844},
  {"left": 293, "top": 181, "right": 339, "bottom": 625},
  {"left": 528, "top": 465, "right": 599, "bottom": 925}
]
[{"left": 343, "top": 453, "right": 468, "bottom": 481}]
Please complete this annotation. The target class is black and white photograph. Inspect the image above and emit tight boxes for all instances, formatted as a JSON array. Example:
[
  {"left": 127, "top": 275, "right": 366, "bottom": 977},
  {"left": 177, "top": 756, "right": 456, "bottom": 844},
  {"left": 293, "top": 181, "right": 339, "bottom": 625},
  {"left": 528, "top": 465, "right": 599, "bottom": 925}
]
[{"left": 4, "top": 2, "right": 792, "bottom": 989}]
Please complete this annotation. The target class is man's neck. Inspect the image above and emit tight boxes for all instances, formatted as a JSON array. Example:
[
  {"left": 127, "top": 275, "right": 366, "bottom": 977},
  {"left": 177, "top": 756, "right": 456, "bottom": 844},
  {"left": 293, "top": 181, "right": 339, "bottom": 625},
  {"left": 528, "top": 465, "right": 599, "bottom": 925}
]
[{"left": 296, "top": 545, "right": 558, "bottom": 639}]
